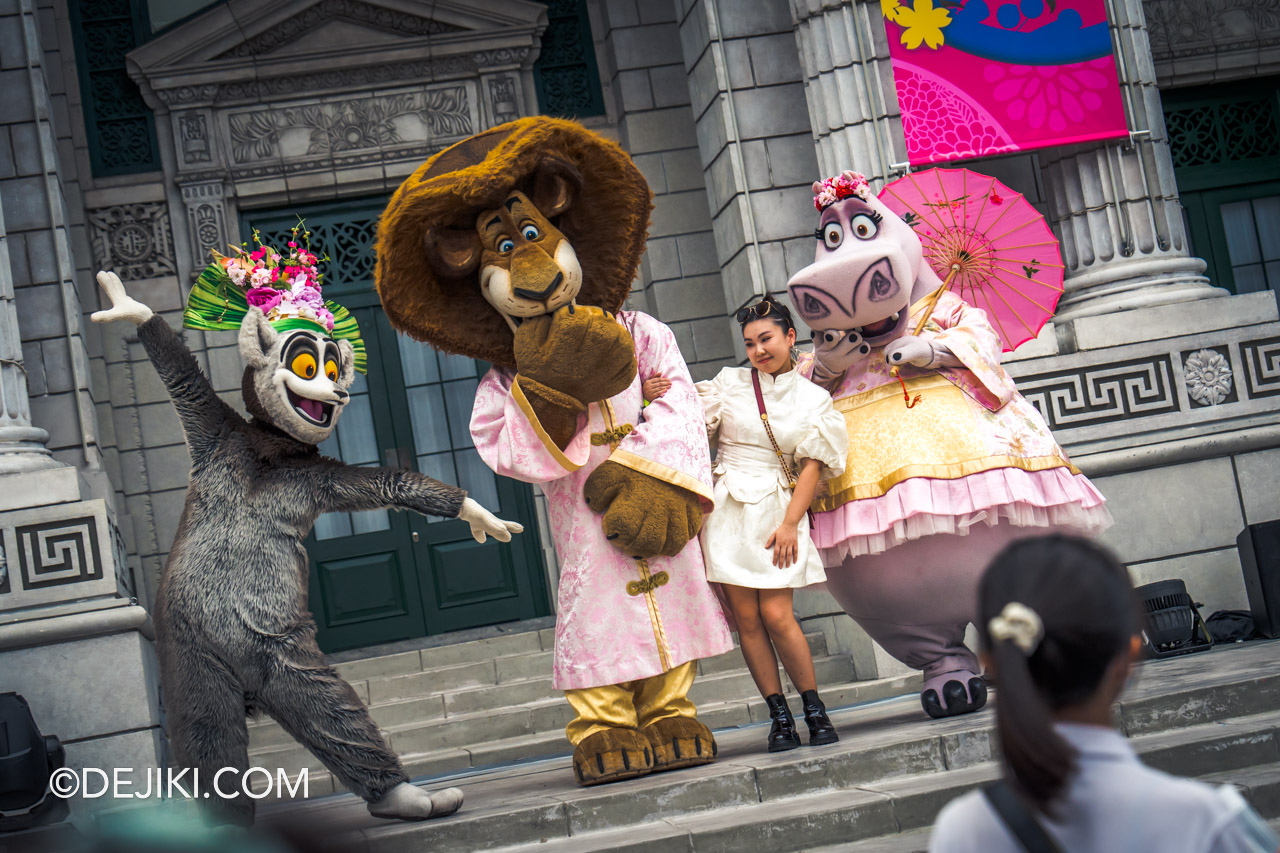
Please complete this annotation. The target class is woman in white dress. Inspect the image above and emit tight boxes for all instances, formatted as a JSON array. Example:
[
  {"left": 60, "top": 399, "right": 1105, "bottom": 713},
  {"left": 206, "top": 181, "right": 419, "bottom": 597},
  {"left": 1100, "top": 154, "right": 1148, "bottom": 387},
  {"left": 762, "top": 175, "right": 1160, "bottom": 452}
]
[{"left": 697, "top": 295, "right": 850, "bottom": 752}]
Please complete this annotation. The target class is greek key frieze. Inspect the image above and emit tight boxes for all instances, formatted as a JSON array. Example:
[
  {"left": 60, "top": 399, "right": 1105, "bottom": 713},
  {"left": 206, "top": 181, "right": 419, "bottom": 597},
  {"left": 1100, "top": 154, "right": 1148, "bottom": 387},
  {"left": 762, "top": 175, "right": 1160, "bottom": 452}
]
[
  {"left": 1240, "top": 336, "right": 1280, "bottom": 399},
  {"left": 1017, "top": 357, "right": 1178, "bottom": 430},
  {"left": 17, "top": 518, "right": 103, "bottom": 590}
]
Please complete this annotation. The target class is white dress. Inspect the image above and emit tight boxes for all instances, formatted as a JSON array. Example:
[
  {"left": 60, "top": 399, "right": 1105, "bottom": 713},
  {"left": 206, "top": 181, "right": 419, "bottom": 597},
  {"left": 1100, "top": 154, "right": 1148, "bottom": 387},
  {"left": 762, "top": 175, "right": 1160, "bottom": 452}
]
[{"left": 696, "top": 366, "right": 849, "bottom": 589}]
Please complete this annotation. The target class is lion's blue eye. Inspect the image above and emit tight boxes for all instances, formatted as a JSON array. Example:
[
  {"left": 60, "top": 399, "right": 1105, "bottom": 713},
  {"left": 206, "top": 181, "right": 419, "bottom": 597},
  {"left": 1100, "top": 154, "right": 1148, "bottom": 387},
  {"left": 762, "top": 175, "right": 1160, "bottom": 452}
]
[
  {"left": 498, "top": 238, "right": 514, "bottom": 254},
  {"left": 522, "top": 225, "right": 540, "bottom": 241}
]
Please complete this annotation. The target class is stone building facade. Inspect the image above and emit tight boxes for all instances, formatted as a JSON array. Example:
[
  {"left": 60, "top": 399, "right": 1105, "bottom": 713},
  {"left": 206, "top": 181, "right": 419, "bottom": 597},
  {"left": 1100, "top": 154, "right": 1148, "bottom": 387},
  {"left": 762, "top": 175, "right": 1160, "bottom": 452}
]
[{"left": 1, "top": 0, "right": 1278, "bottom": 823}]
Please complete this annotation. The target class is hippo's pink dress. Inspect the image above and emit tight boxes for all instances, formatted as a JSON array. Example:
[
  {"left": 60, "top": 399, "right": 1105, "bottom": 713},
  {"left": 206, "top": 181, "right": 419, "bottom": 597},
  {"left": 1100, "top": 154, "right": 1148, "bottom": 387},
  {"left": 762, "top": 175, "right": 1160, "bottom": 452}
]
[
  {"left": 471, "top": 311, "right": 734, "bottom": 690},
  {"left": 799, "top": 291, "right": 1111, "bottom": 563}
]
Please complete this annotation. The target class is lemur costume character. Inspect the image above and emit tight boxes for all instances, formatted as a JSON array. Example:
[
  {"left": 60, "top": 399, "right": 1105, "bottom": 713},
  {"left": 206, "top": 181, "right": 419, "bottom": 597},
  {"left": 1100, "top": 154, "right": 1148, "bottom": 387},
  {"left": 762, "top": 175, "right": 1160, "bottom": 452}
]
[
  {"left": 92, "top": 233, "right": 521, "bottom": 825},
  {"left": 375, "top": 117, "right": 734, "bottom": 786},
  {"left": 786, "top": 172, "right": 1112, "bottom": 719}
]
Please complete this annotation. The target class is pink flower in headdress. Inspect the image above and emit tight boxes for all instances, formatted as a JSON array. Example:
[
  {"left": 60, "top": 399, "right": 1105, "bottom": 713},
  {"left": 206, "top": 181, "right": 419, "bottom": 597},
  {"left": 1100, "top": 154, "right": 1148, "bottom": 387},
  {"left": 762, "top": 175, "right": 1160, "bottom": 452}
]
[
  {"left": 245, "top": 287, "right": 283, "bottom": 313},
  {"left": 812, "top": 170, "right": 872, "bottom": 211},
  {"left": 290, "top": 280, "right": 325, "bottom": 310}
]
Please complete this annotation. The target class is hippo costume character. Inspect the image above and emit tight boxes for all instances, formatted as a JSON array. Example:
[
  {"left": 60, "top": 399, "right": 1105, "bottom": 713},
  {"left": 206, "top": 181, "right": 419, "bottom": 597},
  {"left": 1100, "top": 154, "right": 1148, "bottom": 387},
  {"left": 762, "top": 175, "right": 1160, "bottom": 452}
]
[{"left": 787, "top": 171, "right": 1112, "bottom": 718}]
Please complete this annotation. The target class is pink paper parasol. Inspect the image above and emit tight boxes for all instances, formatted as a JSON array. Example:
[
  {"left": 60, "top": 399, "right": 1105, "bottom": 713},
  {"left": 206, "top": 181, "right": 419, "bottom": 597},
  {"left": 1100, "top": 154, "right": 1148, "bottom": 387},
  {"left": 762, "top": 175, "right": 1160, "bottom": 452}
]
[{"left": 878, "top": 167, "right": 1065, "bottom": 351}]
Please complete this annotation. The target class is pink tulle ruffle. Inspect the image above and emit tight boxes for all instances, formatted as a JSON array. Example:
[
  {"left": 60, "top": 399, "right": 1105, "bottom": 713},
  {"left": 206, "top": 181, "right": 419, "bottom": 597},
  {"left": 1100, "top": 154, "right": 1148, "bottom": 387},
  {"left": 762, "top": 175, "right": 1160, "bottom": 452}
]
[{"left": 813, "top": 466, "right": 1113, "bottom": 563}]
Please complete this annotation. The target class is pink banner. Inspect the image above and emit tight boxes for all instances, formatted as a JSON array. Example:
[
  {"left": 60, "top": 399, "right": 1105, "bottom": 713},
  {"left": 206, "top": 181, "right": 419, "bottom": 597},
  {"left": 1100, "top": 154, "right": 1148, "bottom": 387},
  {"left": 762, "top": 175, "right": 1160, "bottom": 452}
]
[{"left": 883, "top": 0, "right": 1129, "bottom": 165}]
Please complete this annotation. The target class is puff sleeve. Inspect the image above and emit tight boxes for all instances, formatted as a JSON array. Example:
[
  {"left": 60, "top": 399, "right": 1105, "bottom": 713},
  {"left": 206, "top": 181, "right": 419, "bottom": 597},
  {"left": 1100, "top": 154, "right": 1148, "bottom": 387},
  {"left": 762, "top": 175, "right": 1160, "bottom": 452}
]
[
  {"left": 695, "top": 371, "right": 725, "bottom": 444},
  {"left": 793, "top": 389, "right": 849, "bottom": 480}
]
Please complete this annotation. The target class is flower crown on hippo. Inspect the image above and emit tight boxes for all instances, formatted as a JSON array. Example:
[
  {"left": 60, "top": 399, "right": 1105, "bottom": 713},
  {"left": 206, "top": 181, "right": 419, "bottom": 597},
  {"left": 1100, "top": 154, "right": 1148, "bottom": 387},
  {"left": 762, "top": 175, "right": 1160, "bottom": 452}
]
[
  {"left": 182, "top": 222, "right": 367, "bottom": 373},
  {"left": 813, "top": 171, "right": 872, "bottom": 211}
]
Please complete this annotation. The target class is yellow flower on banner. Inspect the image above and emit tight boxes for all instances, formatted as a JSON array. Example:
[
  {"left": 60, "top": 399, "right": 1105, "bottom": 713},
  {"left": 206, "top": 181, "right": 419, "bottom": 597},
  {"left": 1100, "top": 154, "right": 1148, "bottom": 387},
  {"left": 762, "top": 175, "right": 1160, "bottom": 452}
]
[
  {"left": 897, "top": 0, "right": 952, "bottom": 49},
  {"left": 882, "top": 0, "right": 903, "bottom": 21}
]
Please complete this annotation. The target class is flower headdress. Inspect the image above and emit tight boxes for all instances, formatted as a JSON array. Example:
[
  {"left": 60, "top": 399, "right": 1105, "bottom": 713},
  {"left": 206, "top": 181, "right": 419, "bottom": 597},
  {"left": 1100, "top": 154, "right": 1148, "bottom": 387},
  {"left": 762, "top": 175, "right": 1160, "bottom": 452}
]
[
  {"left": 812, "top": 170, "right": 872, "bottom": 211},
  {"left": 182, "top": 222, "right": 366, "bottom": 373}
]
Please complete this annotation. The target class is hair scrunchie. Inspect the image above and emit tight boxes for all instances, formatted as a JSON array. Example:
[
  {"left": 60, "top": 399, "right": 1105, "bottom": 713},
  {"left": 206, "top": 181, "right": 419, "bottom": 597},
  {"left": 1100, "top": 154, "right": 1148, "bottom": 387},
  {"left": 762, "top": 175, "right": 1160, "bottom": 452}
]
[{"left": 989, "top": 602, "right": 1044, "bottom": 655}]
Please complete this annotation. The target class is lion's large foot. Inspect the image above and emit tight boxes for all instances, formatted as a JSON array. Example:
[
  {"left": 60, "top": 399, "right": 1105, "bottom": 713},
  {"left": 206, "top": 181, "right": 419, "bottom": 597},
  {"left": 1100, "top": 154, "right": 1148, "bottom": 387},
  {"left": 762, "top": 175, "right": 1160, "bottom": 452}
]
[
  {"left": 641, "top": 717, "right": 717, "bottom": 773},
  {"left": 921, "top": 671, "right": 988, "bottom": 719},
  {"left": 571, "top": 728, "right": 654, "bottom": 786}
]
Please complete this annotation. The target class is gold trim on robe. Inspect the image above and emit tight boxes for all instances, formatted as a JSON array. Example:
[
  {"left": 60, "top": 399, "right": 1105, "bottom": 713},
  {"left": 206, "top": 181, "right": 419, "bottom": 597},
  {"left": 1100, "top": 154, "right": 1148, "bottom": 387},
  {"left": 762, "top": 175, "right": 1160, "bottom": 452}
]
[
  {"left": 511, "top": 378, "right": 584, "bottom": 473},
  {"left": 610, "top": 448, "right": 716, "bottom": 505},
  {"left": 812, "top": 373, "right": 1080, "bottom": 512}
]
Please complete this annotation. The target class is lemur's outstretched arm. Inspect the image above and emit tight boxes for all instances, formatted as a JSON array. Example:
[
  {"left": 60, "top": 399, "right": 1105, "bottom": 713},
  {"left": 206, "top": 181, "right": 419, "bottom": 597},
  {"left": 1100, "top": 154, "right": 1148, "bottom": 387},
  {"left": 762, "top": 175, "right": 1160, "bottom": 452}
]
[
  {"left": 316, "top": 463, "right": 523, "bottom": 543},
  {"left": 93, "top": 271, "right": 235, "bottom": 463}
]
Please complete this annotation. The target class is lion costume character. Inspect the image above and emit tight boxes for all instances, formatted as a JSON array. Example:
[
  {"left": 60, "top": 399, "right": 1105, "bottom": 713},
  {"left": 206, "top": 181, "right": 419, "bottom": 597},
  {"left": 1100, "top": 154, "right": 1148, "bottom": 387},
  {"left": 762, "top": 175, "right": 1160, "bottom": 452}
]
[
  {"left": 91, "top": 232, "right": 522, "bottom": 825},
  {"left": 376, "top": 117, "right": 734, "bottom": 786}
]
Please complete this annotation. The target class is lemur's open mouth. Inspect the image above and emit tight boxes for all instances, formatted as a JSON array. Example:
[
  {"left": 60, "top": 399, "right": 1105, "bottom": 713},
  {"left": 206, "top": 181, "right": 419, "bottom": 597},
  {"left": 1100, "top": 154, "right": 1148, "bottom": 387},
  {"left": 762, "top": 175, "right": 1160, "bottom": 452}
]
[{"left": 287, "top": 388, "right": 335, "bottom": 426}]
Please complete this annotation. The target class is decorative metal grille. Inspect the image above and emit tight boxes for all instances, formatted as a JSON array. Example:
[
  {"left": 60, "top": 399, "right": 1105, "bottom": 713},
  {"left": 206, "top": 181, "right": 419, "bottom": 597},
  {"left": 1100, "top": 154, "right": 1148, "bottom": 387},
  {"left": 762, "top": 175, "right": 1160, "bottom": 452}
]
[
  {"left": 1165, "top": 95, "right": 1280, "bottom": 169},
  {"left": 533, "top": 0, "right": 604, "bottom": 118},
  {"left": 256, "top": 214, "right": 381, "bottom": 293},
  {"left": 70, "top": 0, "right": 160, "bottom": 176}
]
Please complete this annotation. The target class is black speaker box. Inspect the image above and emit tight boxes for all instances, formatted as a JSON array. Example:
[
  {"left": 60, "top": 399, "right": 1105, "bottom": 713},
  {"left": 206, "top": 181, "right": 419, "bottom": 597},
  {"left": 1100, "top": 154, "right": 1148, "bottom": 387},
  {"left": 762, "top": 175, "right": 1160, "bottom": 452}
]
[{"left": 1237, "top": 520, "right": 1280, "bottom": 639}]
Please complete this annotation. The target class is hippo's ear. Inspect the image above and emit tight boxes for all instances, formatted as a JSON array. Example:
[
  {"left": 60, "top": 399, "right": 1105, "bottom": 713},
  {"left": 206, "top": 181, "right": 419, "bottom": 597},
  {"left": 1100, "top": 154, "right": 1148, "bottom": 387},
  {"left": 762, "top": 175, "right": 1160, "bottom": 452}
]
[{"left": 812, "top": 180, "right": 824, "bottom": 194}]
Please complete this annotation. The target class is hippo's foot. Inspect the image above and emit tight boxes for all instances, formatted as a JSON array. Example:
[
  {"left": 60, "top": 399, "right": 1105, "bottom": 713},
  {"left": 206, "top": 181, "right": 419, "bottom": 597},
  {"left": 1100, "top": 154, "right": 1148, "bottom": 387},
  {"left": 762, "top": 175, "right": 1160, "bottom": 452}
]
[{"left": 921, "top": 672, "right": 987, "bottom": 719}]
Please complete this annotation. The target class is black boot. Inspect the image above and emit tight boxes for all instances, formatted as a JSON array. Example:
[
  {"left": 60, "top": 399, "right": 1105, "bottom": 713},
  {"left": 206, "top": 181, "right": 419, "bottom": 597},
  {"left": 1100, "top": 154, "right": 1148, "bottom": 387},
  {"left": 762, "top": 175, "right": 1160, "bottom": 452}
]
[
  {"left": 800, "top": 689, "right": 839, "bottom": 746},
  {"left": 765, "top": 694, "right": 801, "bottom": 753}
]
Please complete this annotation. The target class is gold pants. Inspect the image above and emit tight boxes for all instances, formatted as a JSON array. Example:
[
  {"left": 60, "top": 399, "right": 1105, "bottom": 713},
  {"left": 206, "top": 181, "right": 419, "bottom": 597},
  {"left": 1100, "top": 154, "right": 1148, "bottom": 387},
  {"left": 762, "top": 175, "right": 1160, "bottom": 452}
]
[{"left": 563, "top": 661, "right": 698, "bottom": 745}]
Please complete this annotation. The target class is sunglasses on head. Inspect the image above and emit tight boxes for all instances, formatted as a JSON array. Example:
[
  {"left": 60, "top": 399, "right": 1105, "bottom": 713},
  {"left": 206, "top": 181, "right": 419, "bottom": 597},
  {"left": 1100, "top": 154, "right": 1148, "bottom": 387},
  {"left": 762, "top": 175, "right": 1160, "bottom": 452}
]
[{"left": 736, "top": 301, "right": 776, "bottom": 324}]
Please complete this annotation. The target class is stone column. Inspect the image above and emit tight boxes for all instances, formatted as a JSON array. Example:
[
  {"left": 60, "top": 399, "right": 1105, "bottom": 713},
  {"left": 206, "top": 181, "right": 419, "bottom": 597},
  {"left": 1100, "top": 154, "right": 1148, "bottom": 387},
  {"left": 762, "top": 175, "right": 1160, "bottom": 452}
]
[
  {"left": 790, "top": 0, "right": 905, "bottom": 186},
  {"left": 1037, "top": 0, "right": 1224, "bottom": 320},
  {"left": 677, "top": 0, "right": 821, "bottom": 318},
  {"left": 0, "top": 205, "right": 66, "bottom": 479}
]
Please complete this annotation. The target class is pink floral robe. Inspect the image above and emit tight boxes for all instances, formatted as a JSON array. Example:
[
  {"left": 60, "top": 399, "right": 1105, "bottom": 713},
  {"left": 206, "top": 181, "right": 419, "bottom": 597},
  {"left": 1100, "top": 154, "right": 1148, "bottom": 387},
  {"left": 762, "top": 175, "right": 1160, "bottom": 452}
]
[
  {"left": 471, "top": 310, "right": 734, "bottom": 690},
  {"left": 798, "top": 291, "right": 1112, "bottom": 564}
]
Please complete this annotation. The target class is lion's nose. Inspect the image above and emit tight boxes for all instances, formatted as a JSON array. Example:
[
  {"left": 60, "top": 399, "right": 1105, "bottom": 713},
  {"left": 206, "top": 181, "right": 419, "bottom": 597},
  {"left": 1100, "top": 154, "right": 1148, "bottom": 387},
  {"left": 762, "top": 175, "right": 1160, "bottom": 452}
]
[{"left": 514, "top": 272, "right": 563, "bottom": 302}]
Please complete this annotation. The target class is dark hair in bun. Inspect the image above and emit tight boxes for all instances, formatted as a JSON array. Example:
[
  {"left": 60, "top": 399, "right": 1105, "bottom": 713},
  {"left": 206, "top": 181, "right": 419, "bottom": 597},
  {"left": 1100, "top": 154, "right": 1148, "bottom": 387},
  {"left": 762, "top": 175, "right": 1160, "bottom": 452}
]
[{"left": 735, "top": 294, "right": 795, "bottom": 334}]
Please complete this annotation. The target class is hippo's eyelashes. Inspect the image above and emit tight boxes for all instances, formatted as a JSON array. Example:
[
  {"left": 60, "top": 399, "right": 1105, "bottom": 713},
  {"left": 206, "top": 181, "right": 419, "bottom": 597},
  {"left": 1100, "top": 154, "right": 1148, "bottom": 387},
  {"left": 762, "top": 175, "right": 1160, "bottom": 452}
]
[
  {"left": 851, "top": 212, "right": 882, "bottom": 241},
  {"left": 818, "top": 222, "right": 843, "bottom": 250}
]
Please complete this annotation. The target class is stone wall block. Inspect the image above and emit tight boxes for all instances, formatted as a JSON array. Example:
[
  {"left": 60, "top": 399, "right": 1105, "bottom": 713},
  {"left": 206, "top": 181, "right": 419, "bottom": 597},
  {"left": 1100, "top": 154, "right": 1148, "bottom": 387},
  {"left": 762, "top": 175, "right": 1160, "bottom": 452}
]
[
  {"left": 649, "top": 63, "right": 692, "bottom": 108},
  {"left": 1093, "top": 458, "right": 1244, "bottom": 564},
  {"left": 651, "top": 273, "right": 725, "bottom": 321}
]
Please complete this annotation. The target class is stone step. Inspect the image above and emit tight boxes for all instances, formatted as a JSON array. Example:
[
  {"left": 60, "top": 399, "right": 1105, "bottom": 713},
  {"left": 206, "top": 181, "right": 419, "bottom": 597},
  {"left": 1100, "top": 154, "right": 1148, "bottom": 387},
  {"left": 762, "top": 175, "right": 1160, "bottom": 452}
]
[
  {"left": 250, "top": 642, "right": 1280, "bottom": 852},
  {"left": 249, "top": 651, "right": 855, "bottom": 757},
  {"left": 247, "top": 634, "right": 830, "bottom": 751},
  {"left": 427, "top": 715, "right": 1280, "bottom": 853},
  {"left": 331, "top": 627, "right": 553, "bottom": 682},
  {"left": 252, "top": 672, "right": 923, "bottom": 801}
]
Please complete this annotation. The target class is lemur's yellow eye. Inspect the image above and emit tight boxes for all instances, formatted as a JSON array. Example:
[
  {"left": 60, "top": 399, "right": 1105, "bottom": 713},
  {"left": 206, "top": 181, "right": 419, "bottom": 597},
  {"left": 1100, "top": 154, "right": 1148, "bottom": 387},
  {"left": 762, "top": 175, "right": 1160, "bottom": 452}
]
[
  {"left": 325, "top": 359, "right": 338, "bottom": 382},
  {"left": 291, "top": 352, "right": 317, "bottom": 379}
]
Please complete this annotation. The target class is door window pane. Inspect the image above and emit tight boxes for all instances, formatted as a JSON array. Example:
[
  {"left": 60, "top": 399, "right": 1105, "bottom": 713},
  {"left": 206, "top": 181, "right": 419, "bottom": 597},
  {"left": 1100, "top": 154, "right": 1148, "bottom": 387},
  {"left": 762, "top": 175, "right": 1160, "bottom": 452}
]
[
  {"left": 396, "top": 334, "right": 500, "bottom": 522},
  {"left": 1220, "top": 195, "right": 1280, "bottom": 296},
  {"left": 315, "top": 372, "right": 390, "bottom": 541},
  {"left": 406, "top": 385, "right": 451, "bottom": 455}
]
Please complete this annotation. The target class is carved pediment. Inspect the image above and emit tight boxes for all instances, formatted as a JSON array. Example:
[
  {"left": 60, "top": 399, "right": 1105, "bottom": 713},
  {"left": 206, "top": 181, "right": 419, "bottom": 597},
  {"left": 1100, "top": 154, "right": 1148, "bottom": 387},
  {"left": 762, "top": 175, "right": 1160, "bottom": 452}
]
[
  {"left": 128, "top": 0, "right": 547, "bottom": 108},
  {"left": 215, "top": 0, "right": 464, "bottom": 59}
]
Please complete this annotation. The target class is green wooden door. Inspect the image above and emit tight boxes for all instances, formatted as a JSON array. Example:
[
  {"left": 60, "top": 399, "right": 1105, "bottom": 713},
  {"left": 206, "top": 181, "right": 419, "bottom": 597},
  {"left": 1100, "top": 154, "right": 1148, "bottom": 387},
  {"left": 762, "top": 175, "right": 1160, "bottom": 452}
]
[{"left": 243, "top": 199, "right": 550, "bottom": 652}]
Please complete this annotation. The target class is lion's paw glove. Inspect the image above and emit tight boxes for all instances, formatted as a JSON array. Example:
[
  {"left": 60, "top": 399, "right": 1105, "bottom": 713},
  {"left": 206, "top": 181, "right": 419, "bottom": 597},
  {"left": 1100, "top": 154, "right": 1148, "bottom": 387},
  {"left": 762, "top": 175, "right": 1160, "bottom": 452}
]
[
  {"left": 514, "top": 304, "right": 637, "bottom": 406},
  {"left": 583, "top": 460, "right": 704, "bottom": 559}
]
